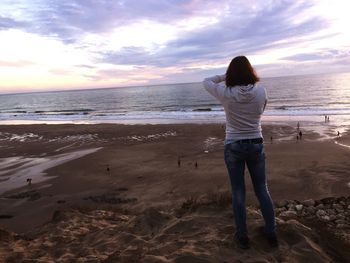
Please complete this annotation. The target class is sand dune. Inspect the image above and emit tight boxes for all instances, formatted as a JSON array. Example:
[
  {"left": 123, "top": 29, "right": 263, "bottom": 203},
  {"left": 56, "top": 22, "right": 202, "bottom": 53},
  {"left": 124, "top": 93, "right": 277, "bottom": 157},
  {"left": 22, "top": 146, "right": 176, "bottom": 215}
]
[{"left": 1, "top": 195, "right": 349, "bottom": 262}]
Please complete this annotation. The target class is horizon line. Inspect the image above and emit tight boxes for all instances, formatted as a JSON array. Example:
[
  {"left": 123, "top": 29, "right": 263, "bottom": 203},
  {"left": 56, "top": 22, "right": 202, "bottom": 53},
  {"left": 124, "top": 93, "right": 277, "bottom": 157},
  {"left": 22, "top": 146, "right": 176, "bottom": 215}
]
[{"left": 1, "top": 70, "right": 349, "bottom": 96}]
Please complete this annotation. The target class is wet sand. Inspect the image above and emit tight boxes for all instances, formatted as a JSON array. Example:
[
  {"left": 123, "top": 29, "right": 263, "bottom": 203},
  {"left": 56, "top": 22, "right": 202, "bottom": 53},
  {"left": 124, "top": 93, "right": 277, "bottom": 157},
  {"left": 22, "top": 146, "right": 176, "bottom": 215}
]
[{"left": 0, "top": 123, "right": 349, "bottom": 262}]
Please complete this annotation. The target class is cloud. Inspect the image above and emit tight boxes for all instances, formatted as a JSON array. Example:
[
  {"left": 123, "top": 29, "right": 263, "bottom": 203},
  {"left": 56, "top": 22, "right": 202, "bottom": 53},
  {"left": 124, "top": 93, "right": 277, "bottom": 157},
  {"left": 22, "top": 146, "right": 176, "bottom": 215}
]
[
  {"left": 1, "top": 0, "right": 349, "bottom": 90},
  {"left": 75, "top": 64, "right": 97, "bottom": 69},
  {"left": 0, "top": 15, "right": 26, "bottom": 30},
  {"left": 99, "top": 1, "right": 329, "bottom": 69},
  {"left": 0, "top": 60, "right": 35, "bottom": 67},
  {"left": 1, "top": 0, "right": 224, "bottom": 43},
  {"left": 284, "top": 53, "right": 327, "bottom": 61},
  {"left": 283, "top": 49, "right": 350, "bottom": 62},
  {"left": 49, "top": 69, "right": 74, "bottom": 75},
  {"left": 4, "top": 1, "right": 324, "bottom": 45},
  {"left": 0, "top": 1, "right": 330, "bottom": 60},
  {"left": 83, "top": 68, "right": 131, "bottom": 81},
  {"left": 101, "top": 47, "right": 151, "bottom": 65}
]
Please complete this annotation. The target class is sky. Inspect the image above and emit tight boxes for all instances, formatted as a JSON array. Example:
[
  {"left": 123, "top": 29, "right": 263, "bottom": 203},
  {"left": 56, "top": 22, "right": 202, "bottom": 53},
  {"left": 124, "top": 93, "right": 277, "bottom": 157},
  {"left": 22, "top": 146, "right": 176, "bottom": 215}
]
[{"left": 1, "top": 0, "right": 350, "bottom": 93}]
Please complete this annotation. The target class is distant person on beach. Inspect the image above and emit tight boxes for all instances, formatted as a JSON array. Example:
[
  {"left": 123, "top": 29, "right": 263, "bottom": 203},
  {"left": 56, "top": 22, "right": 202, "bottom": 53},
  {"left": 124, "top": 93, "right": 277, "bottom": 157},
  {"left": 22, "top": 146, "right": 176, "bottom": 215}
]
[
  {"left": 299, "top": 130, "right": 303, "bottom": 139},
  {"left": 203, "top": 56, "right": 277, "bottom": 249},
  {"left": 26, "top": 178, "right": 32, "bottom": 186}
]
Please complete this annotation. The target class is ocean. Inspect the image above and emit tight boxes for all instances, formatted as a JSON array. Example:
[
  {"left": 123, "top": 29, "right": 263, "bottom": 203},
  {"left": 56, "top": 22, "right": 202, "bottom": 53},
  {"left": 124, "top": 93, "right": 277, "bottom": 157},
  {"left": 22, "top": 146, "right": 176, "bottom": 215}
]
[{"left": 1, "top": 72, "right": 350, "bottom": 125}]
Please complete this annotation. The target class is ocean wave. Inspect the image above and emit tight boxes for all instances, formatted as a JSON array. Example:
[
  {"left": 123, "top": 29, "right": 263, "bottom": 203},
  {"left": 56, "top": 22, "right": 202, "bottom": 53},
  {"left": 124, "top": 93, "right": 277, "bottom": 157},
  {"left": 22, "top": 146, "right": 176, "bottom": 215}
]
[
  {"left": 275, "top": 106, "right": 287, "bottom": 110},
  {"left": 1, "top": 109, "right": 94, "bottom": 115},
  {"left": 2, "top": 104, "right": 350, "bottom": 122},
  {"left": 1, "top": 107, "right": 350, "bottom": 123},
  {"left": 4, "top": 110, "right": 28, "bottom": 113},
  {"left": 38, "top": 109, "right": 94, "bottom": 113},
  {"left": 192, "top": 108, "right": 212, "bottom": 112},
  {"left": 273, "top": 104, "right": 332, "bottom": 110},
  {"left": 33, "top": 110, "right": 93, "bottom": 115},
  {"left": 266, "top": 108, "right": 350, "bottom": 116}
]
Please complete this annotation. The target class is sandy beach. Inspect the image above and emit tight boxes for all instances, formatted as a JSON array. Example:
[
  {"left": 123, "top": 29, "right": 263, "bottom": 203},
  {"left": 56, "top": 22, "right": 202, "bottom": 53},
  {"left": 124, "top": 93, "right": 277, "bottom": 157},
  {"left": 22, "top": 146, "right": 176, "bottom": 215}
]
[{"left": 0, "top": 123, "right": 350, "bottom": 262}]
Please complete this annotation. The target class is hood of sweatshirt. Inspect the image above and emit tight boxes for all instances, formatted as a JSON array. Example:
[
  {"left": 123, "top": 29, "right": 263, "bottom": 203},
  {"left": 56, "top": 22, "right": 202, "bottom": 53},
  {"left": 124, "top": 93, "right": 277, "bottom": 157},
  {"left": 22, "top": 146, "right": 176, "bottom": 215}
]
[{"left": 235, "top": 84, "right": 257, "bottom": 102}]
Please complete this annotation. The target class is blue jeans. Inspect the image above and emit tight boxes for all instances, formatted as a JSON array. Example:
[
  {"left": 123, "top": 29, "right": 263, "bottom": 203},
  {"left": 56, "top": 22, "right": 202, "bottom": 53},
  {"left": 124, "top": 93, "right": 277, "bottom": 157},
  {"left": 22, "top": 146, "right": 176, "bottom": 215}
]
[{"left": 224, "top": 142, "right": 276, "bottom": 237}]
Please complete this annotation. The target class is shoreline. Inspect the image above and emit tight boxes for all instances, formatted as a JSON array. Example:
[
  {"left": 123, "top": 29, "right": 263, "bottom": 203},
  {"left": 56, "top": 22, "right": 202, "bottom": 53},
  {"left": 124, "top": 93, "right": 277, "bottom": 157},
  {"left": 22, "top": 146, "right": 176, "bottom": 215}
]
[
  {"left": 0, "top": 112, "right": 349, "bottom": 124},
  {"left": 1, "top": 113, "right": 349, "bottom": 139}
]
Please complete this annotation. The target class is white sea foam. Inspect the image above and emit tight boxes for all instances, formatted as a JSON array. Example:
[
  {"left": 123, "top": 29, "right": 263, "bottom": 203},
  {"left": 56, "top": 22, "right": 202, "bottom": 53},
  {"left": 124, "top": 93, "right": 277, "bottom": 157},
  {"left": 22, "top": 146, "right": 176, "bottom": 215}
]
[
  {"left": 0, "top": 132, "right": 43, "bottom": 142},
  {"left": 334, "top": 141, "right": 350, "bottom": 149},
  {"left": 121, "top": 131, "right": 177, "bottom": 142},
  {"left": 203, "top": 137, "right": 223, "bottom": 150}
]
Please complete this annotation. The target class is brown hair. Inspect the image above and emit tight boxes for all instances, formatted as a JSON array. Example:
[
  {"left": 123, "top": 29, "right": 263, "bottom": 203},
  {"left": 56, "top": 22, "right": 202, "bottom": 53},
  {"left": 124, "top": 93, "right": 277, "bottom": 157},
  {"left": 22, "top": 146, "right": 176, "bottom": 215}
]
[{"left": 225, "top": 56, "right": 259, "bottom": 87}]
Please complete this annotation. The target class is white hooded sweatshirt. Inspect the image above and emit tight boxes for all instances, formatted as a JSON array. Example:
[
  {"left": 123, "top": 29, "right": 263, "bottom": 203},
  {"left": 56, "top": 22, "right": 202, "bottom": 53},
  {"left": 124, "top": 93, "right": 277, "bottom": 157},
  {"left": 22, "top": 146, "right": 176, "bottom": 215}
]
[{"left": 203, "top": 74, "right": 267, "bottom": 141}]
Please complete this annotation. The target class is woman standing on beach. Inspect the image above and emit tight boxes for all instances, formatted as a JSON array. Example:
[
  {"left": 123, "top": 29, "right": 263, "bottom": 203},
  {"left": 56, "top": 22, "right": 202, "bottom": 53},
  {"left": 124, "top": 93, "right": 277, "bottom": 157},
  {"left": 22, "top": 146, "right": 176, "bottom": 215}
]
[{"left": 202, "top": 56, "right": 277, "bottom": 249}]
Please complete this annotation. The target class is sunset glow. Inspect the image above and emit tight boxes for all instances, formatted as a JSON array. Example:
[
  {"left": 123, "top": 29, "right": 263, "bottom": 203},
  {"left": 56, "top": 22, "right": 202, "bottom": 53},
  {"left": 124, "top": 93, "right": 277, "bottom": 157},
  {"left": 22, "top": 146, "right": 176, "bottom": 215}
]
[{"left": 1, "top": 0, "right": 350, "bottom": 93}]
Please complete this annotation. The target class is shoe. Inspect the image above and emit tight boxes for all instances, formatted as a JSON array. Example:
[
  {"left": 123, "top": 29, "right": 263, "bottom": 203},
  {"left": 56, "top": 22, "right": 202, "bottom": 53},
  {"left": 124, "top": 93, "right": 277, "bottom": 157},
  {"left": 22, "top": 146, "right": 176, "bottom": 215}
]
[
  {"left": 259, "top": 227, "right": 278, "bottom": 247},
  {"left": 234, "top": 233, "right": 250, "bottom": 249}
]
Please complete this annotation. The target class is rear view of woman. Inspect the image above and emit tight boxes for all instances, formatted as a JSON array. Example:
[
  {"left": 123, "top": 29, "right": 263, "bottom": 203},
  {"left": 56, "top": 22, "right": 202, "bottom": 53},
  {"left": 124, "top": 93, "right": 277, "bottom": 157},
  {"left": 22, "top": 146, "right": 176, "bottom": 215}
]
[{"left": 203, "top": 56, "right": 277, "bottom": 249}]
